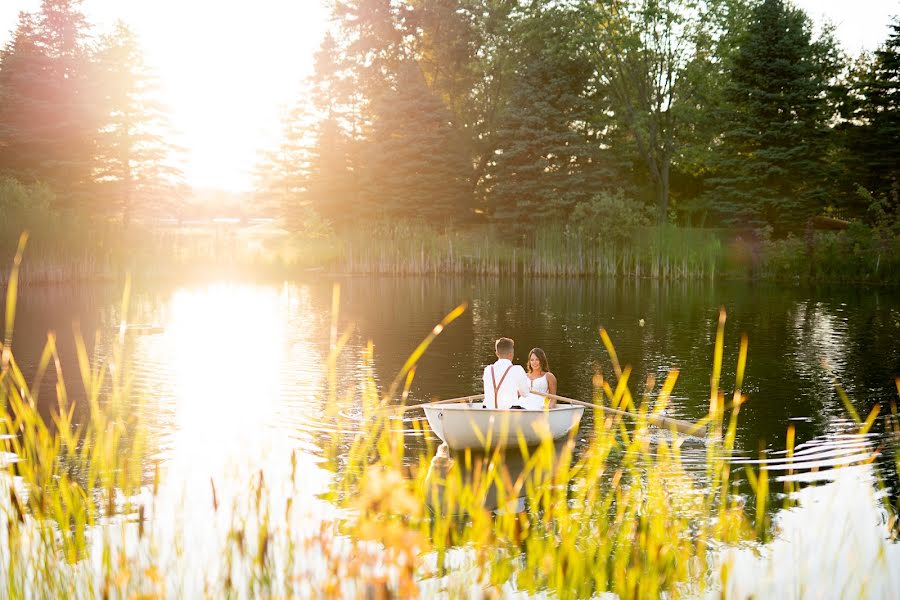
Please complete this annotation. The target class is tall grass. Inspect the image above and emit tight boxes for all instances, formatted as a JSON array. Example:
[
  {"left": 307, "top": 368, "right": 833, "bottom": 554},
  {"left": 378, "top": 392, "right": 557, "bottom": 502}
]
[
  {"left": 336, "top": 222, "right": 724, "bottom": 279},
  {"left": 0, "top": 246, "right": 897, "bottom": 597}
]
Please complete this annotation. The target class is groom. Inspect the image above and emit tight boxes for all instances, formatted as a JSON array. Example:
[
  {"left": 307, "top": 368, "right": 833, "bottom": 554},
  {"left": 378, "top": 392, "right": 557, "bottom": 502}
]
[{"left": 482, "top": 337, "right": 530, "bottom": 409}]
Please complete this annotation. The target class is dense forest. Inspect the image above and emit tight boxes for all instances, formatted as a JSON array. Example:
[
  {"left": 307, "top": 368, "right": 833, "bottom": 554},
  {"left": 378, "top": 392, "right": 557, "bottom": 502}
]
[
  {"left": 1, "top": 0, "right": 899, "bottom": 281},
  {"left": 0, "top": 0, "right": 183, "bottom": 224},
  {"left": 256, "top": 0, "right": 900, "bottom": 234}
]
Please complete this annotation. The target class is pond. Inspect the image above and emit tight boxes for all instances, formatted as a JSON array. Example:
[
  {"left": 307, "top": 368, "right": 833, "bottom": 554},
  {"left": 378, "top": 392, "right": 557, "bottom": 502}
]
[{"left": 6, "top": 275, "right": 900, "bottom": 596}]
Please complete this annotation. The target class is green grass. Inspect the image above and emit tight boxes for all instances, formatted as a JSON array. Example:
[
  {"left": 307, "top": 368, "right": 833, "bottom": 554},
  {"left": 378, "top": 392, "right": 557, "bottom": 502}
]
[{"left": 330, "top": 222, "right": 725, "bottom": 279}]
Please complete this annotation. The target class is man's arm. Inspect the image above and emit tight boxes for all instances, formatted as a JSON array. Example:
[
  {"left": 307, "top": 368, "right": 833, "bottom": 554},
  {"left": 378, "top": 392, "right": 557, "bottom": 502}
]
[{"left": 515, "top": 366, "right": 530, "bottom": 397}]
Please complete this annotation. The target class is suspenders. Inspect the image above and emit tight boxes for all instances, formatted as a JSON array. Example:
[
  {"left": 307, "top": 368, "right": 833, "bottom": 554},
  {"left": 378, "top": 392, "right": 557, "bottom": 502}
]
[{"left": 490, "top": 364, "right": 514, "bottom": 409}]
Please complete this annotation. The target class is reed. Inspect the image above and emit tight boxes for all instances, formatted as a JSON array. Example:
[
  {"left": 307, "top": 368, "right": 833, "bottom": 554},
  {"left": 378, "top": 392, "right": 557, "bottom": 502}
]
[
  {"left": 330, "top": 221, "right": 726, "bottom": 279},
  {"left": 0, "top": 247, "right": 897, "bottom": 597}
]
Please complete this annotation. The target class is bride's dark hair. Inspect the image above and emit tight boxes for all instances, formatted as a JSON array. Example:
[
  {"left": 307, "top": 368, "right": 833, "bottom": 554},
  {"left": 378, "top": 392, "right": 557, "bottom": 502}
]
[{"left": 527, "top": 348, "right": 549, "bottom": 374}]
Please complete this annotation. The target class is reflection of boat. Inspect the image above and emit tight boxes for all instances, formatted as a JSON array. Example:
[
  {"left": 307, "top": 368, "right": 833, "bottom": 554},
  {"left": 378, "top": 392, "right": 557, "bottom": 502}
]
[
  {"left": 424, "top": 440, "right": 569, "bottom": 515},
  {"left": 422, "top": 395, "right": 584, "bottom": 451}
]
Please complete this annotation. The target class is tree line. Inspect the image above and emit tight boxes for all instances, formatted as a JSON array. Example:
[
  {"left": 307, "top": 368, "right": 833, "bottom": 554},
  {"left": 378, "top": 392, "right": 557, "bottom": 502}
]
[
  {"left": 0, "top": 0, "right": 182, "bottom": 225},
  {"left": 258, "top": 0, "right": 899, "bottom": 236},
  {"left": 1, "top": 0, "right": 897, "bottom": 240}
]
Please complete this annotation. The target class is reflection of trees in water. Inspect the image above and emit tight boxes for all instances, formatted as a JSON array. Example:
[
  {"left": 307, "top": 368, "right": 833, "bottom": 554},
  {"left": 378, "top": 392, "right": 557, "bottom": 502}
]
[
  {"left": 327, "top": 277, "right": 900, "bottom": 456},
  {"left": 15, "top": 276, "right": 900, "bottom": 516}
]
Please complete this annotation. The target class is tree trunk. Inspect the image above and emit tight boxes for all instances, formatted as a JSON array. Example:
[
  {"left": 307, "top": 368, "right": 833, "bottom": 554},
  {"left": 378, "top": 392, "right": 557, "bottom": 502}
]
[{"left": 656, "top": 158, "right": 670, "bottom": 224}]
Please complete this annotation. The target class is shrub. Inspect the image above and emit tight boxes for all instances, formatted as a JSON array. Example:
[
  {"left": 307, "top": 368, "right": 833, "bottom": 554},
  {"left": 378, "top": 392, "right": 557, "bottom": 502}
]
[{"left": 569, "top": 189, "right": 654, "bottom": 245}]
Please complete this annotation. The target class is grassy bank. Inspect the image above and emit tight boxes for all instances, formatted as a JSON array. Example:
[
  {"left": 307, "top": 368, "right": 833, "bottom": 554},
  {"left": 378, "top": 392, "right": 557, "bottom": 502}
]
[
  {"left": 4, "top": 170, "right": 900, "bottom": 284},
  {"left": 331, "top": 221, "right": 900, "bottom": 284}
]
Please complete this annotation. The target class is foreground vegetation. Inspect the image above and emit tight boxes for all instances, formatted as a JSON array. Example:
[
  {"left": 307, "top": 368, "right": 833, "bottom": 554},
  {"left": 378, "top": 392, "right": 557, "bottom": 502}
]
[{"left": 1, "top": 239, "right": 898, "bottom": 597}]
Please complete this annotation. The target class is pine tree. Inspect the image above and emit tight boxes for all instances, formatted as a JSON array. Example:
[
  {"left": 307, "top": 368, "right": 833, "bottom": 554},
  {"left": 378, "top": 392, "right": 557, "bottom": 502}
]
[
  {"left": 303, "top": 33, "right": 360, "bottom": 228},
  {"left": 841, "top": 18, "right": 900, "bottom": 211},
  {"left": 366, "top": 62, "right": 471, "bottom": 222},
  {"left": 305, "top": 116, "right": 358, "bottom": 226},
  {"left": 486, "top": 5, "right": 613, "bottom": 226},
  {"left": 93, "top": 21, "right": 183, "bottom": 224},
  {"left": 256, "top": 33, "right": 361, "bottom": 231},
  {"left": 0, "top": 0, "right": 100, "bottom": 208},
  {"left": 0, "top": 12, "right": 47, "bottom": 179},
  {"left": 706, "top": 0, "right": 838, "bottom": 229},
  {"left": 254, "top": 98, "right": 314, "bottom": 227}
]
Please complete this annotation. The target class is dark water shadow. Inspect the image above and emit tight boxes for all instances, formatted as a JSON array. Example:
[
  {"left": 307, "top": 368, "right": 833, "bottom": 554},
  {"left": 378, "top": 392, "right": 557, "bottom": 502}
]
[{"left": 423, "top": 438, "right": 572, "bottom": 517}]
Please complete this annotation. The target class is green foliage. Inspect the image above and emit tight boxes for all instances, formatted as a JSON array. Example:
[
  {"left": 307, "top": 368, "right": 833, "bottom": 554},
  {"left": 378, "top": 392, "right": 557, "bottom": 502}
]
[
  {"left": 0, "top": 1, "right": 98, "bottom": 206},
  {"left": 366, "top": 62, "right": 472, "bottom": 222},
  {"left": 582, "top": 0, "right": 736, "bottom": 222},
  {"left": 705, "top": 0, "right": 838, "bottom": 230},
  {"left": 0, "top": 1, "right": 182, "bottom": 219},
  {"left": 838, "top": 19, "right": 900, "bottom": 214},
  {"left": 758, "top": 224, "right": 900, "bottom": 284},
  {"left": 860, "top": 185, "right": 900, "bottom": 236},
  {"left": 487, "top": 4, "right": 613, "bottom": 227},
  {"left": 569, "top": 189, "right": 654, "bottom": 245},
  {"left": 0, "top": 177, "right": 56, "bottom": 238}
]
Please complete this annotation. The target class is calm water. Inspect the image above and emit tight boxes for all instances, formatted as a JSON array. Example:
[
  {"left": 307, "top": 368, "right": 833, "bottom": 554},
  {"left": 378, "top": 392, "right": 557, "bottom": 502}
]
[{"left": 6, "top": 276, "right": 900, "bottom": 594}]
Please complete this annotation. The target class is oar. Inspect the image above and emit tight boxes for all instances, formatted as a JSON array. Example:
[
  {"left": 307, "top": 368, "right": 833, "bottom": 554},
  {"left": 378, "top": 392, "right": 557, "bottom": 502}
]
[
  {"left": 545, "top": 393, "right": 705, "bottom": 436},
  {"left": 381, "top": 394, "right": 485, "bottom": 415}
]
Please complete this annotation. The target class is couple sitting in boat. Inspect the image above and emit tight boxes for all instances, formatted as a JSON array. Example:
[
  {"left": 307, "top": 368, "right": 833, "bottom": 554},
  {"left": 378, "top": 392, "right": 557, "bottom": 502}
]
[{"left": 482, "top": 337, "right": 558, "bottom": 410}]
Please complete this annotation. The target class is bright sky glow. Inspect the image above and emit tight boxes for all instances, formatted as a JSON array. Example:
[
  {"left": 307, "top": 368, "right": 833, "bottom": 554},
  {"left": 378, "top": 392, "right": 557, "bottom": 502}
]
[
  {"left": 793, "top": 0, "right": 897, "bottom": 54},
  {"left": 0, "top": 1, "right": 896, "bottom": 192},
  {"left": 1, "top": 0, "right": 328, "bottom": 192}
]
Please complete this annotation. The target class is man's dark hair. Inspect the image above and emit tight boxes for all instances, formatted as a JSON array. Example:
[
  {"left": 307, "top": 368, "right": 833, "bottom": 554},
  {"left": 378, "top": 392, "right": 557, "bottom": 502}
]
[{"left": 495, "top": 337, "right": 515, "bottom": 356}]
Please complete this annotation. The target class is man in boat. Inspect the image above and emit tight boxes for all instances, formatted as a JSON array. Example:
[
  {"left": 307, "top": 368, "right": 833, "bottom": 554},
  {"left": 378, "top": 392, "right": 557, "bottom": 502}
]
[{"left": 482, "top": 337, "right": 531, "bottom": 409}]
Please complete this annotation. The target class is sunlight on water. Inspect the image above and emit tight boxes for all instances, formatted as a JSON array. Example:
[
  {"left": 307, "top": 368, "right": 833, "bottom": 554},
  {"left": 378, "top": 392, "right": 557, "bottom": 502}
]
[
  {"left": 718, "top": 465, "right": 900, "bottom": 599},
  {"left": 165, "top": 284, "right": 284, "bottom": 479},
  {"left": 134, "top": 283, "right": 338, "bottom": 592}
]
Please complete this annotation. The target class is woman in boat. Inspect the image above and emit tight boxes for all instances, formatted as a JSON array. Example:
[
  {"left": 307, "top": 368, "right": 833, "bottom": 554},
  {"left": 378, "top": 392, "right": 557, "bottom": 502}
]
[{"left": 525, "top": 348, "right": 557, "bottom": 409}]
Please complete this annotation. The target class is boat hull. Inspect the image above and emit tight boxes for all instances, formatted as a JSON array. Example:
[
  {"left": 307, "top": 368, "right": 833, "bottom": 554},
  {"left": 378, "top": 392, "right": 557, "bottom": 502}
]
[{"left": 422, "top": 404, "right": 585, "bottom": 451}]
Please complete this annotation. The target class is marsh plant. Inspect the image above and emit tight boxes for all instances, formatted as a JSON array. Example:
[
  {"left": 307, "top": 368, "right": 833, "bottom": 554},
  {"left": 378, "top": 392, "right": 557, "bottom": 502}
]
[{"left": 0, "top": 235, "right": 897, "bottom": 598}]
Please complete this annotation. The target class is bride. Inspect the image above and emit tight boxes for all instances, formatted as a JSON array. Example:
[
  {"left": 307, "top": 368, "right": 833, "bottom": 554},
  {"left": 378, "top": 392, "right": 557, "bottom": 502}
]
[{"left": 524, "top": 347, "right": 557, "bottom": 409}]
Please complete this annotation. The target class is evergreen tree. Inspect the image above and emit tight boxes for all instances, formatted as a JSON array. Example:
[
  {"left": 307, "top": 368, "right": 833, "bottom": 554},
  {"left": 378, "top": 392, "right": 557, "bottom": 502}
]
[
  {"left": 305, "top": 115, "right": 358, "bottom": 226},
  {"left": 706, "top": 0, "right": 838, "bottom": 229},
  {"left": 257, "top": 33, "right": 360, "bottom": 230},
  {"left": 486, "top": 5, "right": 613, "bottom": 226},
  {"left": 93, "top": 22, "right": 183, "bottom": 224},
  {"left": 254, "top": 98, "right": 314, "bottom": 226},
  {"left": 0, "top": 12, "right": 46, "bottom": 178},
  {"left": 840, "top": 18, "right": 900, "bottom": 212},
  {"left": 304, "top": 33, "right": 360, "bottom": 228},
  {"left": 366, "top": 62, "right": 471, "bottom": 222},
  {"left": 0, "top": 0, "right": 100, "bottom": 208},
  {"left": 405, "top": 0, "right": 516, "bottom": 207}
]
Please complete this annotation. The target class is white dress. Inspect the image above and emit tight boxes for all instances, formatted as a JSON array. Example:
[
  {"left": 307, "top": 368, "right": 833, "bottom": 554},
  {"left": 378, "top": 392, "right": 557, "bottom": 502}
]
[{"left": 522, "top": 374, "right": 550, "bottom": 410}]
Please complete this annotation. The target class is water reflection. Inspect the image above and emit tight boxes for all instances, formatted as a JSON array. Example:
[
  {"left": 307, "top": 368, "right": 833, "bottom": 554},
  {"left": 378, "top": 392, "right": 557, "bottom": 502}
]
[
  {"left": 719, "top": 465, "right": 900, "bottom": 598},
  {"left": 135, "top": 283, "right": 336, "bottom": 594},
  {"left": 162, "top": 285, "right": 285, "bottom": 476},
  {"left": 424, "top": 440, "right": 570, "bottom": 516},
  {"left": 6, "top": 276, "right": 900, "bottom": 593}
]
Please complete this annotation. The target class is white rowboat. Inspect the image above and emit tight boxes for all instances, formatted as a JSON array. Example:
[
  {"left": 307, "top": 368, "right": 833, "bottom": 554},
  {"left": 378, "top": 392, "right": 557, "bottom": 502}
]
[{"left": 422, "top": 396, "right": 585, "bottom": 451}]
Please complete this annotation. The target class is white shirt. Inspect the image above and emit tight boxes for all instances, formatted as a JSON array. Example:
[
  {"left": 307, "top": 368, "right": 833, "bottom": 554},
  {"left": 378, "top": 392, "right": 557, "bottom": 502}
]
[{"left": 482, "top": 358, "right": 530, "bottom": 409}]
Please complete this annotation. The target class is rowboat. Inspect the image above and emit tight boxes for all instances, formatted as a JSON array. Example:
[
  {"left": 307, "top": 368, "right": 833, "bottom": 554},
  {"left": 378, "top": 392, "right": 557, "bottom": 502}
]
[{"left": 422, "top": 394, "right": 585, "bottom": 451}]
